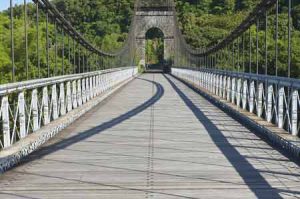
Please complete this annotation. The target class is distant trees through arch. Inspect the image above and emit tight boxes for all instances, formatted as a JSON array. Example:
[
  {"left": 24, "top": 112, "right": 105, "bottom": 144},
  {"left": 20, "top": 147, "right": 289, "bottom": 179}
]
[{"left": 145, "top": 27, "right": 164, "bottom": 67}]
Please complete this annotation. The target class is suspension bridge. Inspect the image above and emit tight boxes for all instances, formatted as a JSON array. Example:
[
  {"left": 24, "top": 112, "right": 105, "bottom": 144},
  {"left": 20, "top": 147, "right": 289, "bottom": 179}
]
[{"left": 0, "top": 0, "right": 300, "bottom": 198}]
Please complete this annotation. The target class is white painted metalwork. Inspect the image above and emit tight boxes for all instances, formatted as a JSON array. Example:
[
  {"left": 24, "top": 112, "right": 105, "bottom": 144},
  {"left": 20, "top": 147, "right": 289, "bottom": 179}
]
[
  {"left": 0, "top": 67, "right": 137, "bottom": 149},
  {"left": 172, "top": 67, "right": 300, "bottom": 137}
]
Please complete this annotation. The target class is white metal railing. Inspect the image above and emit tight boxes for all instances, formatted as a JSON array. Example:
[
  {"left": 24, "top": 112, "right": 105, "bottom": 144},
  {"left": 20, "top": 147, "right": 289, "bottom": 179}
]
[
  {"left": 0, "top": 67, "right": 137, "bottom": 149},
  {"left": 172, "top": 67, "right": 300, "bottom": 137}
]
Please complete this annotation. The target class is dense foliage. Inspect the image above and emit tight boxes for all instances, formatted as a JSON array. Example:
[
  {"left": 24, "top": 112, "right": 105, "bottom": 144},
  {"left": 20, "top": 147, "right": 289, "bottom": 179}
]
[
  {"left": 51, "top": 0, "right": 134, "bottom": 51},
  {"left": 176, "top": 0, "right": 300, "bottom": 77},
  {"left": 0, "top": 0, "right": 299, "bottom": 83},
  {"left": 145, "top": 28, "right": 164, "bottom": 65}
]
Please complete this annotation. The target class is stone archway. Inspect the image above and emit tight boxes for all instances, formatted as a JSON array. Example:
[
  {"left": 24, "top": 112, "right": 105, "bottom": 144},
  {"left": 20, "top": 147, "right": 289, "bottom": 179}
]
[
  {"left": 145, "top": 27, "right": 164, "bottom": 68},
  {"left": 135, "top": 8, "right": 175, "bottom": 66}
]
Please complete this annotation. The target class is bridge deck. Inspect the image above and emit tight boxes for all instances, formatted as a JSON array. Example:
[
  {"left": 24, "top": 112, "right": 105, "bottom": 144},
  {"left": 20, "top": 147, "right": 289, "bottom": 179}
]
[{"left": 0, "top": 74, "right": 299, "bottom": 198}]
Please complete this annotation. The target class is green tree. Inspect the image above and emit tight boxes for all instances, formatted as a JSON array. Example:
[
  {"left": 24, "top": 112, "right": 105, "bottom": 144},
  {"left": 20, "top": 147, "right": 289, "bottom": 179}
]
[{"left": 211, "top": 0, "right": 235, "bottom": 14}]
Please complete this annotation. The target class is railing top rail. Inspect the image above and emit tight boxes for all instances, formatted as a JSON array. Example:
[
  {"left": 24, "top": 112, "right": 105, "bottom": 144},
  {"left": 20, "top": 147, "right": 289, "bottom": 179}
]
[
  {"left": 0, "top": 67, "right": 135, "bottom": 96},
  {"left": 173, "top": 67, "right": 300, "bottom": 88}
]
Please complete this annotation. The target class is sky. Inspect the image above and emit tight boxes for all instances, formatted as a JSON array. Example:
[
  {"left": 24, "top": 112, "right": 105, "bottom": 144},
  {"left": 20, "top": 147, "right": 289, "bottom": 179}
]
[{"left": 0, "top": 0, "right": 24, "bottom": 11}]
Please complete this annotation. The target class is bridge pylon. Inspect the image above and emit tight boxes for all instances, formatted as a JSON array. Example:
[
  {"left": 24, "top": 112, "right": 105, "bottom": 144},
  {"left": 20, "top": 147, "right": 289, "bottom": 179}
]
[{"left": 134, "top": 0, "right": 175, "bottom": 68}]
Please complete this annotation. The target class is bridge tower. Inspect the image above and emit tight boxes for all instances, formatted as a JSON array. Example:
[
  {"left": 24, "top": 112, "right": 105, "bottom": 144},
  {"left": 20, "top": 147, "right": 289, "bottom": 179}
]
[{"left": 134, "top": 0, "right": 176, "bottom": 67}]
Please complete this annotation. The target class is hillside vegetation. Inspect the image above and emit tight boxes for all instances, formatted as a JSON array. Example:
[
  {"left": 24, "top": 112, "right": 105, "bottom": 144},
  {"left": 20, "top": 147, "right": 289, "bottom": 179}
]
[{"left": 0, "top": 0, "right": 299, "bottom": 83}]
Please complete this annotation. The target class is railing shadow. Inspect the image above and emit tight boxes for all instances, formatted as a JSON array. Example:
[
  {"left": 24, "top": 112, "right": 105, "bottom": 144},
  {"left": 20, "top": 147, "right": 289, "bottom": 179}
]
[
  {"left": 163, "top": 74, "right": 283, "bottom": 198},
  {"left": 17, "top": 77, "right": 164, "bottom": 166}
]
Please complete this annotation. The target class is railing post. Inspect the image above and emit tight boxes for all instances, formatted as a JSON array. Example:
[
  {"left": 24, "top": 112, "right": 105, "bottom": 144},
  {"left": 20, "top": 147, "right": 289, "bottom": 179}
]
[
  {"left": 211, "top": 73, "right": 214, "bottom": 93},
  {"left": 205, "top": 72, "right": 209, "bottom": 91},
  {"left": 217, "top": 75, "right": 222, "bottom": 97},
  {"left": 52, "top": 84, "right": 58, "bottom": 120},
  {"left": 214, "top": 74, "right": 218, "bottom": 95},
  {"left": 98, "top": 75, "right": 103, "bottom": 94},
  {"left": 77, "top": 79, "right": 82, "bottom": 106},
  {"left": 96, "top": 75, "right": 99, "bottom": 94},
  {"left": 216, "top": 75, "right": 219, "bottom": 96},
  {"left": 18, "top": 92, "right": 26, "bottom": 139},
  {"left": 197, "top": 71, "right": 201, "bottom": 87},
  {"left": 242, "top": 79, "right": 248, "bottom": 110},
  {"left": 2, "top": 96, "right": 11, "bottom": 148},
  {"left": 91, "top": 76, "right": 94, "bottom": 98},
  {"left": 43, "top": 87, "right": 50, "bottom": 125},
  {"left": 72, "top": 80, "right": 78, "bottom": 109},
  {"left": 31, "top": 89, "right": 39, "bottom": 131},
  {"left": 82, "top": 79, "right": 86, "bottom": 104},
  {"left": 109, "top": 72, "right": 112, "bottom": 87},
  {"left": 231, "top": 78, "right": 236, "bottom": 104},
  {"left": 212, "top": 74, "right": 215, "bottom": 93},
  {"left": 92, "top": 76, "right": 95, "bottom": 98},
  {"left": 257, "top": 82, "right": 264, "bottom": 118},
  {"left": 106, "top": 73, "right": 110, "bottom": 90},
  {"left": 236, "top": 78, "right": 242, "bottom": 108},
  {"left": 86, "top": 78, "right": 90, "bottom": 101},
  {"left": 227, "top": 76, "right": 231, "bottom": 101},
  {"left": 219, "top": 75, "right": 223, "bottom": 97},
  {"left": 200, "top": 71, "right": 204, "bottom": 87},
  {"left": 99, "top": 75, "right": 104, "bottom": 93},
  {"left": 103, "top": 74, "right": 107, "bottom": 91},
  {"left": 249, "top": 81, "right": 255, "bottom": 113},
  {"left": 278, "top": 86, "right": 285, "bottom": 128},
  {"left": 98, "top": 74, "right": 102, "bottom": 93},
  {"left": 89, "top": 77, "right": 93, "bottom": 99},
  {"left": 223, "top": 76, "right": 227, "bottom": 99},
  {"left": 192, "top": 71, "right": 195, "bottom": 84},
  {"left": 113, "top": 72, "right": 117, "bottom": 85},
  {"left": 205, "top": 73, "right": 208, "bottom": 90},
  {"left": 109, "top": 73, "right": 112, "bottom": 89},
  {"left": 107, "top": 73, "right": 111, "bottom": 90},
  {"left": 67, "top": 81, "right": 72, "bottom": 112},
  {"left": 60, "top": 83, "right": 66, "bottom": 116},
  {"left": 204, "top": 72, "right": 207, "bottom": 90},
  {"left": 208, "top": 73, "right": 211, "bottom": 92},
  {"left": 95, "top": 75, "right": 99, "bottom": 95},
  {"left": 292, "top": 89, "right": 298, "bottom": 136},
  {"left": 267, "top": 84, "right": 273, "bottom": 122}
]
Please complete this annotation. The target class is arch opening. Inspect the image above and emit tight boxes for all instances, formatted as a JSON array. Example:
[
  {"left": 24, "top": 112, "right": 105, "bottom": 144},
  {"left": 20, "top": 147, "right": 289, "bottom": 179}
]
[{"left": 145, "top": 27, "right": 164, "bottom": 70}]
